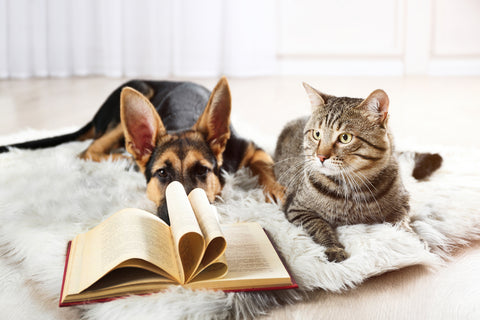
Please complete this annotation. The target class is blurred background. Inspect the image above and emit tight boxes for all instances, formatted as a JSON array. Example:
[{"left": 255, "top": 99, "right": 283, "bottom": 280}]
[
  {"left": 2, "top": 0, "right": 479, "bottom": 78},
  {"left": 0, "top": 0, "right": 479, "bottom": 148}
]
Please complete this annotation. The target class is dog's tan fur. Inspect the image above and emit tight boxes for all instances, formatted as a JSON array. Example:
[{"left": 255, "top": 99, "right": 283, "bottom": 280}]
[
  {"left": 239, "top": 143, "right": 285, "bottom": 202},
  {"left": 79, "top": 124, "right": 125, "bottom": 161},
  {"left": 144, "top": 135, "right": 222, "bottom": 207},
  {"left": 59, "top": 77, "right": 284, "bottom": 217},
  {"left": 107, "top": 77, "right": 284, "bottom": 213}
]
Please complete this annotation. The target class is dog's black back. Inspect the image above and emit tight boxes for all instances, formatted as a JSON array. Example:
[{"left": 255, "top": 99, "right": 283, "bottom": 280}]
[
  {"left": 0, "top": 80, "right": 248, "bottom": 175},
  {"left": 90, "top": 80, "right": 209, "bottom": 137}
]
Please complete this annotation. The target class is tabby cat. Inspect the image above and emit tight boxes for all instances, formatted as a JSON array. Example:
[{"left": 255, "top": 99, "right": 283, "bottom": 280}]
[{"left": 274, "top": 83, "right": 442, "bottom": 263}]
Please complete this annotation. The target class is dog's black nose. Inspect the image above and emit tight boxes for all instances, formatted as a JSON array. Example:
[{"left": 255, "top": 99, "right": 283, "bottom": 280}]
[
  {"left": 156, "top": 203, "right": 170, "bottom": 225},
  {"left": 183, "top": 182, "right": 196, "bottom": 196}
]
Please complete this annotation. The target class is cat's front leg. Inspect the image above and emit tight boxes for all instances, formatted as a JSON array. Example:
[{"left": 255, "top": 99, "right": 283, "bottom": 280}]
[{"left": 286, "top": 209, "right": 348, "bottom": 262}]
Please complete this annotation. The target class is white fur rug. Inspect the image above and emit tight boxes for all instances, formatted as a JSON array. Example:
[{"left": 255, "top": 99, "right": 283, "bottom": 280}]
[{"left": 1, "top": 129, "right": 480, "bottom": 320}]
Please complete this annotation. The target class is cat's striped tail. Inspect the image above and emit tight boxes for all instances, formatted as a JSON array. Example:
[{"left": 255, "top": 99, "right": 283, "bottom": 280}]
[{"left": 411, "top": 152, "right": 443, "bottom": 180}]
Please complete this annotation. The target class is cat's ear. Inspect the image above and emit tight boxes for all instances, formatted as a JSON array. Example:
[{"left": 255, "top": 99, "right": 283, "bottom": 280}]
[
  {"left": 120, "top": 87, "right": 167, "bottom": 168},
  {"left": 303, "top": 83, "right": 329, "bottom": 110},
  {"left": 358, "top": 89, "right": 389, "bottom": 126}
]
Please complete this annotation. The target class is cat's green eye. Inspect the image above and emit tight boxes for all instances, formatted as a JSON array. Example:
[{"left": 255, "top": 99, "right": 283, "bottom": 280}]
[
  {"left": 338, "top": 133, "right": 353, "bottom": 144},
  {"left": 312, "top": 130, "right": 321, "bottom": 141}
]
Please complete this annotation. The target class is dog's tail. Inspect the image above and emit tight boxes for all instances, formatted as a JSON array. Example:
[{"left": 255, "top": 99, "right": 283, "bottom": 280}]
[{"left": 0, "top": 122, "right": 95, "bottom": 153}]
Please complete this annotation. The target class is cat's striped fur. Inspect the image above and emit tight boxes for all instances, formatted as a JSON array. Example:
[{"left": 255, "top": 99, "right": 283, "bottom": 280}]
[{"left": 274, "top": 84, "right": 440, "bottom": 262}]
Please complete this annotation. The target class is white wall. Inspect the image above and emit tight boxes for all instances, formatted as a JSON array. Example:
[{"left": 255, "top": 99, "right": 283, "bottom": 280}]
[
  {"left": 277, "top": 0, "right": 480, "bottom": 76},
  {"left": 0, "top": 0, "right": 277, "bottom": 79},
  {"left": 1, "top": 0, "right": 478, "bottom": 78}
]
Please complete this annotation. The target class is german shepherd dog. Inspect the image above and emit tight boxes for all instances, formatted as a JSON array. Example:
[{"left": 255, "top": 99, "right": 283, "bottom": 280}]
[{"left": 0, "top": 77, "right": 285, "bottom": 224}]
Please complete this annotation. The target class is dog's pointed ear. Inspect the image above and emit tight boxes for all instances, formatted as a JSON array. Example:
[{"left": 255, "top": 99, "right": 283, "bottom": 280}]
[
  {"left": 120, "top": 87, "right": 166, "bottom": 169},
  {"left": 193, "top": 76, "right": 231, "bottom": 165}
]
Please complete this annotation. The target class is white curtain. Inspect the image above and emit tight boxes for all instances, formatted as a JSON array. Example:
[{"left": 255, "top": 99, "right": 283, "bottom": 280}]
[{"left": 0, "top": 0, "right": 276, "bottom": 78}]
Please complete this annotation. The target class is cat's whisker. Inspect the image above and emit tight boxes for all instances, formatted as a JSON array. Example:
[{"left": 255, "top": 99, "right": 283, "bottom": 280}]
[
  {"left": 274, "top": 154, "right": 315, "bottom": 188},
  {"left": 338, "top": 167, "right": 368, "bottom": 219},
  {"left": 282, "top": 169, "right": 305, "bottom": 190},
  {"left": 343, "top": 169, "right": 366, "bottom": 213},
  {"left": 345, "top": 165, "right": 382, "bottom": 216},
  {"left": 336, "top": 168, "right": 352, "bottom": 201},
  {"left": 350, "top": 166, "right": 377, "bottom": 191},
  {"left": 277, "top": 158, "right": 311, "bottom": 190},
  {"left": 339, "top": 170, "right": 357, "bottom": 209},
  {"left": 273, "top": 155, "right": 310, "bottom": 167},
  {"left": 276, "top": 157, "right": 308, "bottom": 178}
]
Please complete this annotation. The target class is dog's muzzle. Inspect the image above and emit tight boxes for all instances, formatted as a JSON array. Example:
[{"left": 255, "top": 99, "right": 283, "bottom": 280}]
[{"left": 156, "top": 203, "right": 170, "bottom": 225}]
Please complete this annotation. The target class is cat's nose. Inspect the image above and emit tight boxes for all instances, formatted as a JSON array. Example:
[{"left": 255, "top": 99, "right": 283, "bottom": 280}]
[{"left": 317, "top": 155, "right": 328, "bottom": 163}]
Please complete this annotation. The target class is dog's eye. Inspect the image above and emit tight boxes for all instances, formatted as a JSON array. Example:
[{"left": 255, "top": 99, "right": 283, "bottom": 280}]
[
  {"left": 195, "top": 165, "right": 211, "bottom": 178},
  {"left": 156, "top": 168, "right": 168, "bottom": 178}
]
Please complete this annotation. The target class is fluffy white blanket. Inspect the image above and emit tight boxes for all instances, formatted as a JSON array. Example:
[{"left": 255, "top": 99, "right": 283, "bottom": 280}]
[{"left": 0, "top": 129, "right": 479, "bottom": 320}]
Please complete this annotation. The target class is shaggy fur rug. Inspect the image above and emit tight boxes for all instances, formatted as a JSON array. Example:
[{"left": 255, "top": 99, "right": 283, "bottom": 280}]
[{"left": 1, "top": 129, "right": 479, "bottom": 320}]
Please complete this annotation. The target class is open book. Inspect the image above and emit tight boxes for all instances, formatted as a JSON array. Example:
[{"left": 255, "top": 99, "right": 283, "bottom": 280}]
[{"left": 59, "top": 181, "right": 297, "bottom": 306}]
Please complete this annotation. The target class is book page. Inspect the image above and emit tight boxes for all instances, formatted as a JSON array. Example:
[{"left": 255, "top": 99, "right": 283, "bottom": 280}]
[
  {"left": 61, "top": 221, "right": 295, "bottom": 304},
  {"left": 67, "top": 208, "right": 180, "bottom": 294},
  {"left": 166, "top": 181, "right": 205, "bottom": 284},
  {"left": 222, "top": 223, "right": 282, "bottom": 276},
  {"left": 188, "top": 254, "right": 228, "bottom": 283},
  {"left": 185, "top": 223, "right": 294, "bottom": 290},
  {"left": 188, "top": 189, "right": 227, "bottom": 280}
]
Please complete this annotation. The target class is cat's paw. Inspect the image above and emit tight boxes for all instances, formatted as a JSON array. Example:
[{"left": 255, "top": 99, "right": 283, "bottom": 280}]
[{"left": 325, "top": 246, "right": 348, "bottom": 263}]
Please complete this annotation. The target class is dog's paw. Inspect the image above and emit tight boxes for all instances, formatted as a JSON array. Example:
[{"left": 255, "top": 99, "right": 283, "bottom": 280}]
[
  {"left": 263, "top": 182, "right": 286, "bottom": 204},
  {"left": 325, "top": 246, "right": 348, "bottom": 263},
  {"left": 78, "top": 149, "right": 129, "bottom": 162},
  {"left": 78, "top": 149, "right": 90, "bottom": 160}
]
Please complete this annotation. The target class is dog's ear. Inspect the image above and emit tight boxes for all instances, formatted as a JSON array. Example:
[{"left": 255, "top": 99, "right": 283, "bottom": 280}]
[
  {"left": 193, "top": 76, "right": 231, "bottom": 165},
  {"left": 120, "top": 87, "right": 166, "bottom": 169}
]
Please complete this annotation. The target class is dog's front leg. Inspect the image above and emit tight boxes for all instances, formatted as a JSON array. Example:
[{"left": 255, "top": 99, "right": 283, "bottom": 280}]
[
  {"left": 240, "top": 144, "right": 286, "bottom": 204},
  {"left": 79, "top": 124, "right": 129, "bottom": 162}
]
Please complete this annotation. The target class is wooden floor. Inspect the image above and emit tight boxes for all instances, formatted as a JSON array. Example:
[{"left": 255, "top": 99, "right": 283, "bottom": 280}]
[{"left": 1, "top": 76, "right": 480, "bottom": 150}]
